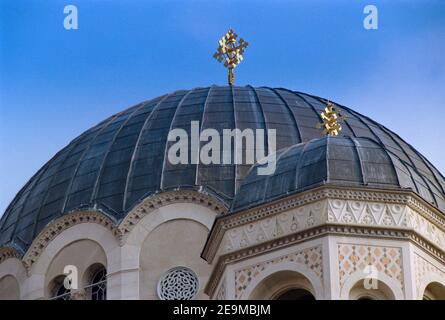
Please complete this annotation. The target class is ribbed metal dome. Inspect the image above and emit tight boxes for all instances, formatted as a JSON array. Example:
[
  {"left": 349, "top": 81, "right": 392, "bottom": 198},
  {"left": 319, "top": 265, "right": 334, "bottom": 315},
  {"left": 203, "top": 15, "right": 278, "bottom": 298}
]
[
  {"left": 1, "top": 85, "right": 444, "bottom": 254},
  {"left": 232, "top": 136, "right": 445, "bottom": 212}
]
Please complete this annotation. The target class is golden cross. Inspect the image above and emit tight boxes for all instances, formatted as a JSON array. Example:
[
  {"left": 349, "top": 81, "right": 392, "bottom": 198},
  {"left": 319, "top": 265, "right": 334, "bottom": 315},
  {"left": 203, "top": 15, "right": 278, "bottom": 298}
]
[
  {"left": 213, "top": 28, "right": 249, "bottom": 86},
  {"left": 316, "top": 101, "right": 346, "bottom": 136}
]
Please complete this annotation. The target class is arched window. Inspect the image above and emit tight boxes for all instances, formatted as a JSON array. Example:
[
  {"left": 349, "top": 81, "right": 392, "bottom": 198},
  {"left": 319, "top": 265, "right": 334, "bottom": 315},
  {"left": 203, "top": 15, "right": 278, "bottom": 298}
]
[
  {"left": 85, "top": 265, "right": 107, "bottom": 300},
  {"left": 348, "top": 279, "right": 395, "bottom": 300},
  {"left": 275, "top": 288, "right": 315, "bottom": 300},
  {"left": 50, "top": 275, "right": 71, "bottom": 300},
  {"left": 422, "top": 282, "right": 445, "bottom": 300}
]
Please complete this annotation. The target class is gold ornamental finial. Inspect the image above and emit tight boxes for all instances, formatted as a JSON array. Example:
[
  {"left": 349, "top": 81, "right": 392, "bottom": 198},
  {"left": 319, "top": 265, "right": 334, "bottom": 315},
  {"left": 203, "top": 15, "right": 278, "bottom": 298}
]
[
  {"left": 213, "top": 28, "right": 249, "bottom": 86},
  {"left": 316, "top": 101, "right": 346, "bottom": 136}
]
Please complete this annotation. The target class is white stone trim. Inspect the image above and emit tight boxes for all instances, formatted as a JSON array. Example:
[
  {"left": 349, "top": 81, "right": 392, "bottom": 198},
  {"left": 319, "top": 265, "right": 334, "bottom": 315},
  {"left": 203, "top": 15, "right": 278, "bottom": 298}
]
[
  {"left": 339, "top": 270, "right": 404, "bottom": 300},
  {"left": 241, "top": 261, "right": 323, "bottom": 300},
  {"left": 0, "top": 257, "right": 27, "bottom": 299},
  {"left": 22, "top": 222, "right": 119, "bottom": 300}
]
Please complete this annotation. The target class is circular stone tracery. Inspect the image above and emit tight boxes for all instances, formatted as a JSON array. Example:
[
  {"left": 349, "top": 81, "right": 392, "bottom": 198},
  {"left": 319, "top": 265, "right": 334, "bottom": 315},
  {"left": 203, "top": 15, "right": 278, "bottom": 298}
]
[{"left": 157, "top": 267, "right": 199, "bottom": 300}]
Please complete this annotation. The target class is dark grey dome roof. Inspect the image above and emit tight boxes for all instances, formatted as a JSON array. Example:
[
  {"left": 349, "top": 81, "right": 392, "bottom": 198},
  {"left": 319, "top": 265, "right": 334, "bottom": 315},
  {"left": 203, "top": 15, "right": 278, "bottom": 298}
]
[
  {"left": 232, "top": 136, "right": 445, "bottom": 212},
  {"left": 1, "top": 85, "right": 444, "bottom": 254}
]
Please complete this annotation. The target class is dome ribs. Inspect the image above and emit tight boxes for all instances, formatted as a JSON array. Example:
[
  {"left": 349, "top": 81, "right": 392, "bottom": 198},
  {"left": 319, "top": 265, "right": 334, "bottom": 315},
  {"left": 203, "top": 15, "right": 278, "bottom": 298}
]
[
  {"left": 332, "top": 106, "right": 406, "bottom": 190},
  {"left": 122, "top": 93, "right": 174, "bottom": 212},
  {"left": 357, "top": 111, "right": 439, "bottom": 207},
  {"left": 276, "top": 88, "right": 326, "bottom": 141},
  {"left": 196, "top": 86, "right": 236, "bottom": 199},
  {"left": 264, "top": 87, "right": 303, "bottom": 144},
  {"left": 388, "top": 130, "right": 445, "bottom": 197},
  {"left": 263, "top": 144, "right": 297, "bottom": 204},
  {"left": 26, "top": 140, "right": 93, "bottom": 246},
  {"left": 1, "top": 162, "right": 50, "bottom": 248},
  {"left": 160, "top": 87, "right": 200, "bottom": 190},
  {"left": 230, "top": 85, "right": 238, "bottom": 194},
  {"left": 88, "top": 101, "right": 151, "bottom": 213},
  {"left": 59, "top": 112, "right": 126, "bottom": 215},
  {"left": 246, "top": 85, "right": 269, "bottom": 156},
  {"left": 194, "top": 85, "right": 215, "bottom": 187},
  {"left": 295, "top": 137, "right": 316, "bottom": 191},
  {"left": 345, "top": 137, "right": 366, "bottom": 185},
  {"left": 13, "top": 117, "right": 115, "bottom": 250}
]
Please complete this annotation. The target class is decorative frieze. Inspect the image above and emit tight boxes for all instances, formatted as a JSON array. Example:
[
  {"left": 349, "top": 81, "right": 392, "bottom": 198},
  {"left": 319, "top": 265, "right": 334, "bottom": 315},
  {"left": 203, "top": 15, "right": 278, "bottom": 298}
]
[
  {"left": 221, "top": 201, "right": 326, "bottom": 254},
  {"left": 211, "top": 193, "right": 445, "bottom": 261}
]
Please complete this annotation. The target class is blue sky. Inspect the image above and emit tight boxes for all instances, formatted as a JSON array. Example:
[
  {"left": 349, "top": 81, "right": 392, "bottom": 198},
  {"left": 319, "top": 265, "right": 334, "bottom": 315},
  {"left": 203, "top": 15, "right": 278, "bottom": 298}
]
[{"left": 0, "top": 0, "right": 444, "bottom": 215}]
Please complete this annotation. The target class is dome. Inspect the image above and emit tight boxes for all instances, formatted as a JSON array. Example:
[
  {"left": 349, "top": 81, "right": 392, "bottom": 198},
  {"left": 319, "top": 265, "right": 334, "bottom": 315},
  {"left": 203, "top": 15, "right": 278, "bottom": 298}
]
[
  {"left": 231, "top": 136, "right": 445, "bottom": 212},
  {"left": 1, "top": 85, "right": 444, "bottom": 254}
]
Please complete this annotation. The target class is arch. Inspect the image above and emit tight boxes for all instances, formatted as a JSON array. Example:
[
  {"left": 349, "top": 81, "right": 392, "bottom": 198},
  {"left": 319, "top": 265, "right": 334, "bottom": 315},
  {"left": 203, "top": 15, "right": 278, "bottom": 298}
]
[
  {"left": 274, "top": 288, "right": 315, "bottom": 300},
  {"left": 123, "top": 201, "right": 218, "bottom": 247},
  {"left": 418, "top": 273, "right": 445, "bottom": 300},
  {"left": 44, "top": 239, "right": 107, "bottom": 298},
  {"left": 83, "top": 263, "right": 107, "bottom": 300},
  {"left": 0, "top": 256, "right": 27, "bottom": 299},
  {"left": 244, "top": 261, "right": 323, "bottom": 300},
  {"left": 0, "top": 275, "right": 20, "bottom": 300},
  {"left": 83, "top": 263, "right": 107, "bottom": 288},
  {"left": 129, "top": 202, "right": 217, "bottom": 300},
  {"left": 22, "top": 218, "right": 119, "bottom": 300},
  {"left": 119, "top": 190, "right": 227, "bottom": 238},
  {"left": 340, "top": 270, "right": 404, "bottom": 300},
  {"left": 348, "top": 279, "right": 396, "bottom": 300},
  {"left": 22, "top": 210, "right": 117, "bottom": 270},
  {"left": 48, "top": 274, "right": 70, "bottom": 300},
  {"left": 138, "top": 218, "right": 212, "bottom": 299}
]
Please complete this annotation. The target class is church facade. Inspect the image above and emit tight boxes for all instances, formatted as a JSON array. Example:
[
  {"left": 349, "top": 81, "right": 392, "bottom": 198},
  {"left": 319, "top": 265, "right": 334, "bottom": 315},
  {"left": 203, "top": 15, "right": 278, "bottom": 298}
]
[{"left": 0, "top": 86, "right": 444, "bottom": 300}]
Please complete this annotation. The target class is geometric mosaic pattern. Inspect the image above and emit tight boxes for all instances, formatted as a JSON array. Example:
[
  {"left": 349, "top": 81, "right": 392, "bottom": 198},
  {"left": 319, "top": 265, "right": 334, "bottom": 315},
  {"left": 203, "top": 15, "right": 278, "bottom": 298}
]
[
  {"left": 234, "top": 246, "right": 322, "bottom": 299},
  {"left": 338, "top": 244, "right": 404, "bottom": 290}
]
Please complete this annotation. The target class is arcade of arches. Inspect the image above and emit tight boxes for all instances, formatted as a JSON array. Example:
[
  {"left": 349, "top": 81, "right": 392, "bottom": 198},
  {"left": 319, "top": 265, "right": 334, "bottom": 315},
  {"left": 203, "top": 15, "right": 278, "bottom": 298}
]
[{"left": 0, "top": 189, "right": 444, "bottom": 300}]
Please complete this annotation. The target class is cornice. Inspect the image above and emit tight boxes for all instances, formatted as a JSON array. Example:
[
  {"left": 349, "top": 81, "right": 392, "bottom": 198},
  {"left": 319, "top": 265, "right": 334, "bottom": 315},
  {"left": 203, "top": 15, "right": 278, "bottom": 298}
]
[{"left": 202, "top": 186, "right": 445, "bottom": 263}]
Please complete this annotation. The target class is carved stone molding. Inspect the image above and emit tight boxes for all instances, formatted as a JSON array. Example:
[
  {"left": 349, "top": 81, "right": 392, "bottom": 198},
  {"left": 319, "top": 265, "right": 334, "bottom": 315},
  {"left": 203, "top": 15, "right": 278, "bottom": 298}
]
[
  {"left": 203, "top": 186, "right": 445, "bottom": 263},
  {"left": 220, "top": 200, "right": 327, "bottom": 255},
  {"left": 22, "top": 211, "right": 119, "bottom": 271},
  {"left": 0, "top": 246, "right": 21, "bottom": 265},
  {"left": 119, "top": 190, "right": 228, "bottom": 237},
  {"left": 216, "top": 199, "right": 445, "bottom": 259},
  {"left": 216, "top": 276, "right": 226, "bottom": 300}
]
